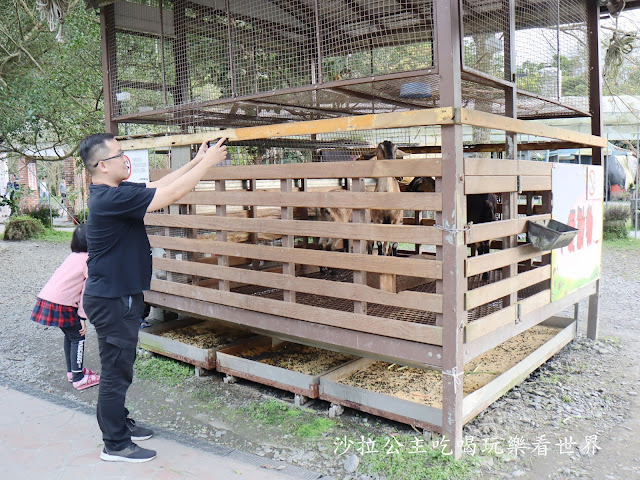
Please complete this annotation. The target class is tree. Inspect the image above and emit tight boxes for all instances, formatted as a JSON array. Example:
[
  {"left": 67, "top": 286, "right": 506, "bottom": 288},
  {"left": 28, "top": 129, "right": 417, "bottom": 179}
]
[{"left": 0, "top": 0, "right": 103, "bottom": 161}]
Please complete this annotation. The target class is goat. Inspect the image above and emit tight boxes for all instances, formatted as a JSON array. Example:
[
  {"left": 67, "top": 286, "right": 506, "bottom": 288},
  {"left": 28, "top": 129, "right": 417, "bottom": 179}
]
[
  {"left": 407, "top": 176, "right": 436, "bottom": 193},
  {"left": 316, "top": 207, "right": 353, "bottom": 252},
  {"left": 315, "top": 206, "right": 353, "bottom": 277},
  {"left": 467, "top": 193, "right": 497, "bottom": 280},
  {"left": 368, "top": 141, "right": 404, "bottom": 256}
]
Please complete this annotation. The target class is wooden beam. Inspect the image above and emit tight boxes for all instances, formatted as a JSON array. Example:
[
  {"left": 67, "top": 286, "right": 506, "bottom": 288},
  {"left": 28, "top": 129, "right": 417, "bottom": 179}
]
[
  {"left": 464, "top": 281, "right": 596, "bottom": 362},
  {"left": 151, "top": 279, "right": 443, "bottom": 345},
  {"left": 463, "top": 319, "right": 575, "bottom": 423},
  {"left": 465, "top": 244, "right": 543, "bottom": 278},
  {"left": 465, "top": 305, "right": 517, "bottom": 343},
  {"left": 198, "top": 157, "right": 443, "bottom": 181},
  {"left": 465, "top": 265, "right": 550, "bottom": 310},
  {"left": 464, "top": 158, "right": 552, "bottom": 176},
  {"left": 118, "top": 107, "right": 456, "bottom": 150},
  {"left": 154, "top": 257, "right": 443, "bottom": 313},
  {"left": 145, "top": 213, "right": 443, "bottom": 245},
  {"left": 460, "top": 108, "right": 608, "bottom": 148},
  {"left": 466, "top": 214, "right": 551, "bottom": 244},
  {"left": 175, "top": 190, "right": 443, "bottom": 211},
  {"left": 148, "top": 235, "right": 442, "bottom": 278},
  {"left": 144, "top": 290, "right": 443, "bottom": 367}
]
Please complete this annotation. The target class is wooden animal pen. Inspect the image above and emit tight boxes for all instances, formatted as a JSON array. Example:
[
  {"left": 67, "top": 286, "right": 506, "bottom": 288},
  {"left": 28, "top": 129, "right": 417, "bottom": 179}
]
[{"left": 96, "top": 0, "right": 607, "bottom": 457}]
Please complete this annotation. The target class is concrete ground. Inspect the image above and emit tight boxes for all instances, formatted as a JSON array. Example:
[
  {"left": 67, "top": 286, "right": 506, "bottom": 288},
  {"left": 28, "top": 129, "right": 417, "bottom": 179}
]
[{"left": 0, "top": 377, "right": 322, "bottom": 480}]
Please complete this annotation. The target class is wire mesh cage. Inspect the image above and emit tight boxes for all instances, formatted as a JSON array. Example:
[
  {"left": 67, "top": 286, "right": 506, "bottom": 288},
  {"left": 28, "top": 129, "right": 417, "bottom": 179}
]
[{"left": 106, "top": 0, "right": 591, "bottom": 134}]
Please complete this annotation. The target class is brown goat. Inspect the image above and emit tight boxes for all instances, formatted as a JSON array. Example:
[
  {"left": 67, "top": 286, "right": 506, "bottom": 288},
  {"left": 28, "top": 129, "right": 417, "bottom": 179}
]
[
  {"left": 407, "top": 176, "right": 436, "bottom": 193},
  {"left": 316, "top": 207, "right": 353, "bottom": 252},
  {"left": 368, "top": 141, "right": 403, "bottom": 256}
]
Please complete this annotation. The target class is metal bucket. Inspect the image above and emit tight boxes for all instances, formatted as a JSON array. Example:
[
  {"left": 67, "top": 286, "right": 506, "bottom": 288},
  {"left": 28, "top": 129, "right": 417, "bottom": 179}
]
[{"left": 527, "top": 219, "right": 579, "bottom": 250}]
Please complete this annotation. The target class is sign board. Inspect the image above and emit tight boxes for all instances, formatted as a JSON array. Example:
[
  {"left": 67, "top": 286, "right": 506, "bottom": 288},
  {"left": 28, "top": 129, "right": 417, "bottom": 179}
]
[
  {"left": 551, "top": 163, "right": 603, "bottom": 302},
  {"left": 123, "top": 149, "right": 150, "bottom": 183},
  {"left": 586, "top": 165, "right": 604, "bottom": 200}
]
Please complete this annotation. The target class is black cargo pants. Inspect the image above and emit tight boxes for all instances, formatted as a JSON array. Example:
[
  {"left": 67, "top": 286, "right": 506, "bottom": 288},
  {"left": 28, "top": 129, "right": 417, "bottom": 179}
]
[{"left": 83, "top": 293, "right": 144, "bottom": 451}]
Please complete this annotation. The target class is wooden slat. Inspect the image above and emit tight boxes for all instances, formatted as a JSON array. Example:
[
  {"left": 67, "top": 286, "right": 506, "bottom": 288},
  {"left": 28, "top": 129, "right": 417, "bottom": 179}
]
[
  {"left": 466, "top": 214, "right": 551, "bottom": 244},
  {"left": 520, "top": 175, "right": 552, "bottom": 191},
  {"left": 465, "top": 244, "right": 542, "bottom": 277},
  {"left": 149, "top": 235, "right": 443, "bottom": 278},
  {"left": 119, "top": 107, "right": 456, "bottom": 150},
  {"left": 175, "top": 190, "right": 443, "bottom": 211},
  {"left": 151, "top": 279, "right": 444, "bottom": 345},
  {"left": 460, "top": 108, "right": 608, "bottom": 148},
  {"left": 199, "top": 158, "right": 442, "bottom": 181},
  {"left": 465, "top": 176, "right": 517, "bottom": 194},
  {"left": 464, "top": 158, "right": 552, "bottom": 176},
  {"left": 519, "top": 289, "right": 552, "bottom": 316},
  {"left": 464, "top": 281, "right": 596, "bottom": 362},
  {"left": 465, "top": 265, "right": 551, "bottom": 310},
  {"left": 145, "top": 213, "right": 443, "bottom": 245},
  {"left": 463, "top": 320, "right": 575, "bottom": 423},
  {"left": 154, "top": 257, "right": 443, "bottom": 313},
  {"left": 464, "top": 305, "right": 517, "bottom": 343}
]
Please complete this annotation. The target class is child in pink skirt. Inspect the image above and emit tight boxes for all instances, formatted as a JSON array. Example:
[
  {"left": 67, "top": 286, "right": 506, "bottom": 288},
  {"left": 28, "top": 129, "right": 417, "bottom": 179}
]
[{"left": 31, "top": 224, "right": 100, "bottom": 390}]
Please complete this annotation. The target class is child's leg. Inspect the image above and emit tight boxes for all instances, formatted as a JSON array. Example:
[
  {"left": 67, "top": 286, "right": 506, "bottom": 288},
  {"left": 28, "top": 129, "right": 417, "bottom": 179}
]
[
  {"left": 62, "top": 330, "right": 72, "bottom": 374},
  {"left": 61, "top": 324, "right": 85, "bottom": 383}
]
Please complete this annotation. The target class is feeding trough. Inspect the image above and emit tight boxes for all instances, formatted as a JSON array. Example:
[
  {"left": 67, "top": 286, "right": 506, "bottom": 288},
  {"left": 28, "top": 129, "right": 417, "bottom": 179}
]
[
  {"left": 527, "top": 219, "right": 579, "bottom": 251},
  {"left": 216, "top": 338, "right": 360, "bottom": 400},
  {"left": 138, "top": 318, "right": 257, "bottom": 370}
]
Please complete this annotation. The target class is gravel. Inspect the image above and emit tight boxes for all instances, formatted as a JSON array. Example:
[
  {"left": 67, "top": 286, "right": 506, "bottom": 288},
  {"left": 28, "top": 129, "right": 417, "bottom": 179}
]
[{"left": 2, "top": 238, "right": 640, "bottom": 479}]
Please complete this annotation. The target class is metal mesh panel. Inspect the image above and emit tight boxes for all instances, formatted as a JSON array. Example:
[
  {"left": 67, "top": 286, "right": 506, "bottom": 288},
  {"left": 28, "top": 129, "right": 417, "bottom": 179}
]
[
  {"left": 318, "top": 0, "right": 434, "bottom": 80},
  {"left": 515, "top": 0, "right": 588, "bottom": 114},
  {"left": 108, "top": 0, "right": 590, "bottom": 133},
  {"left": 558, "top": 0, "right": 589, "bottom": 112},
  {"left": 461, "top": 0, "right": 510, "bottom": 80},
  {"left": 227, "top": 0, "right": 315, "bottom": 96}
]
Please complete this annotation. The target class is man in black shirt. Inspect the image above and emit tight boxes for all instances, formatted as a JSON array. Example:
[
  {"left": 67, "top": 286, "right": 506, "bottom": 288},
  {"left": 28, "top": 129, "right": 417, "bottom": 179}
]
[{"left": 80, "top": 133, "right": 227, "bottom": 463}]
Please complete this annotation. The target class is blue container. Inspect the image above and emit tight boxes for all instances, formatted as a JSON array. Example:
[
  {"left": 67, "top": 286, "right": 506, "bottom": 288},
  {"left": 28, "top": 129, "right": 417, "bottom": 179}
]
[{"left": 400, "top": 82, "right": 432, "bottom": 99}]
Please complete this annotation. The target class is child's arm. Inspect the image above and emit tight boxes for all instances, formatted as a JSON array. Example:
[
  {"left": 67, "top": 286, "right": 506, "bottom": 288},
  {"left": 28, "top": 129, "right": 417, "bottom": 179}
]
[{"left": 79, "top": 319, "right": 87, "bottom": 336}]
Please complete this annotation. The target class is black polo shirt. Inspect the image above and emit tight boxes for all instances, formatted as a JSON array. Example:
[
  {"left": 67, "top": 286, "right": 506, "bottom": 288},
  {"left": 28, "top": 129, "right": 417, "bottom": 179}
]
[{"left": 85, "top": 181, "right": 156, "bottom": 298}]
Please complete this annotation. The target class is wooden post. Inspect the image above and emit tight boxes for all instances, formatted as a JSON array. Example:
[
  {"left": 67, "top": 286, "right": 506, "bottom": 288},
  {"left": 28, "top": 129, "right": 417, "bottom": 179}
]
[
  {"left": 281, "top": 179, "right": 296, "bottom": 303},
  {"left": 587, "top": 279, "right": 600, "bottom": 340},
  {"left": 248, "top": 179, "right": 259, "bottom": 269},
  {"left": 351, "top": 178, "right": 368, "bottom": 315},
  {"left": 588, "top": 2, "right": 603, "bottom": 166},
  {"left": 502, "top": 0, "right": 518, "bottom": 309},
  {"left": 216, "top": 179, "right": 230, "bottom": 291},
  {"left": 436, "top": 0, "right": 465, "bottom": 459},
  {"left": 587, "top": 2, "right": 601, "bottom": 340},
  {"left": 100, "top": 5, "right": 118, "bottom": 134}
]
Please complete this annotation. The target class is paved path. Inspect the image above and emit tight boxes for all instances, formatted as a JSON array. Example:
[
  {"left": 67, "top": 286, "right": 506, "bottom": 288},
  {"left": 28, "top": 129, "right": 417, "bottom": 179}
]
[{"left": 0, "top": 379, "right": 321, "bottom": 480}]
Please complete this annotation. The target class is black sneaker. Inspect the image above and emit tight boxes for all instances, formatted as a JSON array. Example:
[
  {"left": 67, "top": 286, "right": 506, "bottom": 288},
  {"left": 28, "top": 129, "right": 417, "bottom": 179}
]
[
  {"left": 100, "top": 443, "right": 156, "bottom": 463},
  {"left": 126, "top": 418, "right": 154, "bottom": 441}
]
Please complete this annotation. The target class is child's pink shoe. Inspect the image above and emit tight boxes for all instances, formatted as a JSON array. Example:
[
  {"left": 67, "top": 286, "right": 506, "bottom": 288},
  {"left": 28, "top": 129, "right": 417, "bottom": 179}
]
[
  {"left": 67, "top": 368, "right": 97, "bottom": 382},
  {"left": 73, "top": 373, "right": 100, "bottom": 390}
]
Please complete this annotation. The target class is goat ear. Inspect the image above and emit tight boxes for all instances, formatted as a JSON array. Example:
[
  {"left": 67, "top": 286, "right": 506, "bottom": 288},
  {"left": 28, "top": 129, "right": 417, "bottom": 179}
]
[
  {"left": 396, "top": 149, "right": 406, "bottom": 159},
  {"left": 358, "top": 150, "right": 377, "bottom": 161}
]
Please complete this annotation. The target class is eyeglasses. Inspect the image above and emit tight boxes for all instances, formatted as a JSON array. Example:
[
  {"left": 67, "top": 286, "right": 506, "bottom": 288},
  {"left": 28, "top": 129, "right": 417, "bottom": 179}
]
[{"left": 94, "top": 151, "right": 124, "bottom": 168}]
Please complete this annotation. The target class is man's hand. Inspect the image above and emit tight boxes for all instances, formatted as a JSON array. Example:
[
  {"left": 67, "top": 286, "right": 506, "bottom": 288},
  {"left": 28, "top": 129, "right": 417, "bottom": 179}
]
[
  {"left": 193, "top": 140, "right": 210, "bottom": 161},
  {"left": 203, "top": 137, "right": 228, "bottom": 165}
]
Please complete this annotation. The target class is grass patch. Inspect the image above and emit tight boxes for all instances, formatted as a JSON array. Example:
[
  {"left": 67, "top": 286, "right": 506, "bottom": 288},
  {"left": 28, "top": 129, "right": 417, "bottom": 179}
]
[
  {"left": 37, "top": 228, "right": 74, "bottom": 243},
  {"left": 244, "top": 398, "right": 335, "bottom": 438},
  {"left": 357, "top": 434, "right": 478, "bottom": 480},
  {"left": 134, "top": 355, "right": 193, "bottom": 386},
  {"left": 603, "top": 236, "right": 640, "bottom": 250}
]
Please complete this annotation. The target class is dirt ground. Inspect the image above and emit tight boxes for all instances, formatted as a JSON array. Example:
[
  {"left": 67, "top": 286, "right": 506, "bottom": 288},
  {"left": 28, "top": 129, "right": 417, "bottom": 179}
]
[{"left": 1, "top": 238, "right": 639, "bottom": 479}]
